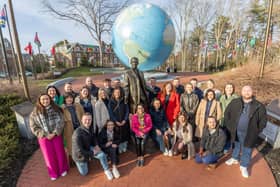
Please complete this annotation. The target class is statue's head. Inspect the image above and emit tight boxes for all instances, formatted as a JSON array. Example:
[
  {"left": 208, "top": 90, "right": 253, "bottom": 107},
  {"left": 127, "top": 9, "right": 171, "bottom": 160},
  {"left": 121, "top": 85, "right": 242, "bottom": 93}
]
[{"left": 130, "top": 57, "right": 139, "bottom": 70}]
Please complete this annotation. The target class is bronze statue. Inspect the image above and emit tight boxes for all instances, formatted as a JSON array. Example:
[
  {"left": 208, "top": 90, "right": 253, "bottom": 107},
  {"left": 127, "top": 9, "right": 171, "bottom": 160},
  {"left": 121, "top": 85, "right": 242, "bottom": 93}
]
[{"left": 123, "top": 57, "right": 150, "bottom": 113}]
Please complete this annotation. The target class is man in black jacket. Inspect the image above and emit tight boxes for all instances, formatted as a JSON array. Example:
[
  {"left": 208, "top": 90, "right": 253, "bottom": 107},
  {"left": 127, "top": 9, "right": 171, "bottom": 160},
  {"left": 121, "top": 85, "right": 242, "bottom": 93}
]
[
  {"left": 85, "top": 77, "right": 99, "bottom": 99},
  {"left": 72, "top": 113, "right": 113, "bottom": 180},
  {"left": 172, "top": 78, "right": 185, "bottom": 96},
  {"left": 195, "top": 116, "right": 226, "bottom": 169},
  {"left": 224, "top": 86, "right": 267, "bottom": 178}
]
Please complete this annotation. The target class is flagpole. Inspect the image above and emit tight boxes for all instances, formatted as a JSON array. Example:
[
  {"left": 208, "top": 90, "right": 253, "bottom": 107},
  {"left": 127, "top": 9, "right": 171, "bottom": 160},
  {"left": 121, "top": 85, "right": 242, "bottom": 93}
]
[
  {"left": 0, "top": 26, "right": 13, "bottom": 84},
  {"left": 259, "top": 0, "right": 274, "bottom": 79},
  {"left": 37, "top": 44, "right": 45, "bottom": 79},
  {"left": 7, "top": 0, "right": 30, "bottom": 100},
  {"left": 4, "top": 4, "right": 20, "bottom": 83}
]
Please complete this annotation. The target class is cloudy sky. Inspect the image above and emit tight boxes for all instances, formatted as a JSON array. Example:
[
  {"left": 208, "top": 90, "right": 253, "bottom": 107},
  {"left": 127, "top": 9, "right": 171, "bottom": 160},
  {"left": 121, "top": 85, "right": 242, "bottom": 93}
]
[{"left": 1, "top": 0, "right": 166, "bottom": 55}]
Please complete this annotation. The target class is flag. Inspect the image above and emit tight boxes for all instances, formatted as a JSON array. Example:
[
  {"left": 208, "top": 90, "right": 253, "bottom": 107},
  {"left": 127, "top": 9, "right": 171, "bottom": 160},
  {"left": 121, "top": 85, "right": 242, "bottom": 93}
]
[
  {"left": 34, "top": 32, "right": 41, "bottom": 47},
  {"left": 51, "top": 46, "right": 56, "bottom": 56},
  {"left": 249, "top": 38, "right": 256, "bottom": 48},
  {"left": 24, "top": 42, "right": 32, "bottom": 55},
  {"left": 213, "top": 44, "right": 218, "bottom": 49},
  {"left": 0, "top": 7, "right": 6, "bottom": 28}
]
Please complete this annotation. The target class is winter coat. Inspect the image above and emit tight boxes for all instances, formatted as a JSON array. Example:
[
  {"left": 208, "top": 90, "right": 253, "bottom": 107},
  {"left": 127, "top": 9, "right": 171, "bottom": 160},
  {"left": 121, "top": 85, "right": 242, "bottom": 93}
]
[
  {"left": 180, "top": 92, "right": 199, "bottom": 116},
  {"left": 195, "top": 99, "right": 222, "bottom": 137},
  {"left": 224, "top": 97, "right": 267, "bottom": 148},
  {"left": 29, "top": 106, "right": 64, "bottom": 138},
  {"left": 200, "top": 127, "right": 226, "bottom": 158},
  {"left": 75, "top": 95, "right": 96, "bottom": 120},
  {"left": 219, "top": 94, "right": 239, "bottom": 127},
  {"left": 158, "top": 91, "right": 180, "bottom": 127},
  {"left": 149, "top": 107, "right": 169, "bottom": 133},
  {"left": 104, "top": 87, "right": 114, "bottom": 99},
  {"left": 94, "top": 100, "right": 110, "bottom": 134},
  {"left": 194, "top": 87, "right": 203, "bottom": 101},
  {"left": 97, "top": 127, "right": 121, "bottom": 150},
  {"left": 61, "top": 103, "right": 84, "bottom": 155},
  {"left": 148, "top": 86, "right": 161, "bottom": 103},
  {"left": 175, "top": 85, "right": 185, "bottom": 95},
  {"left": 131, "top": 113, "right": 153, "bottom": 137},
  {"left": 72, "top": 126, "right": 97, "bottom": 162},
  {"left": 171, "top": 122, "right": 195, "bottom": 157},
  {"left": 87, "top": 84, "right": 99, "bottom": 99},
  {"left": 108, "top": 98, "right": 130, "bottom": 142}
]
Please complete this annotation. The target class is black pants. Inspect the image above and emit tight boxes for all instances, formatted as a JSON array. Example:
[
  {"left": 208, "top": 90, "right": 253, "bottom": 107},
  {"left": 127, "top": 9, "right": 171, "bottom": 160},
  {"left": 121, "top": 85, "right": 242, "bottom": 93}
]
[
  {"left": 135, "top": 136, "right": 147, "bottom": 157},
  {"left": 103, "top": 146, "right": 118, "bottom": 165}
]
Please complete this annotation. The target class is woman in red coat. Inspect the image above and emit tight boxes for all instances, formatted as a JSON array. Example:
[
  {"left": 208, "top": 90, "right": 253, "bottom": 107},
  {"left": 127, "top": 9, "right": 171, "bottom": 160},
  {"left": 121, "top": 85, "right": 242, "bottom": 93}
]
[{"left": 158, "top": 82, "right": 180, "bottom": 127}]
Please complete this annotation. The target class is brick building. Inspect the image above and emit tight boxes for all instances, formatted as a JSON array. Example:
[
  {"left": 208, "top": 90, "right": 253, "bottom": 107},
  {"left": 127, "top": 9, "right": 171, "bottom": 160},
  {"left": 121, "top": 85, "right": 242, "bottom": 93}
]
[
  {"left": 52, "top": 40, "right": 120, "bottom": 68},
  {"left": 0, "top": 38, "right": 17, "bottom": 76}
]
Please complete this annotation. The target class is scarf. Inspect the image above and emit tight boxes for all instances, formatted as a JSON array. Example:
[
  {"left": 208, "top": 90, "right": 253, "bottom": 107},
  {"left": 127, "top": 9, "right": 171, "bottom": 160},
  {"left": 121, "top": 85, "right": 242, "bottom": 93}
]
[{"left": 35, "top": 106, "right": 61, "bottom": 134}]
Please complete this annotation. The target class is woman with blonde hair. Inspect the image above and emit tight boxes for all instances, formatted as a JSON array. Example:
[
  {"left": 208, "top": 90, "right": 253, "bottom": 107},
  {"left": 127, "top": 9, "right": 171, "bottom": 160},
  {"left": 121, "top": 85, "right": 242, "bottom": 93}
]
[{"left": 94, "top": 88, "right": 110, "bottom": 134}]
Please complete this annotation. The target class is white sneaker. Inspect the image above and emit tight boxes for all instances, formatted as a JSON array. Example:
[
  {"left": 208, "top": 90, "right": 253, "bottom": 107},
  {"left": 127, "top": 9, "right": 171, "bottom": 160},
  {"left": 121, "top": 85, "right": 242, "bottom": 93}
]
[
  {"left": 240, "top": 166, "right": 249, "bottom": 178},
  {"left": 61, "top": 171, "right": 67, "bottom": 177},
  {"left": 105, "top": 170, "right": 113, "bottom": 180},
  {"left": 163, "top": 149, "right": 168, "bottom": 156},
  {"left": 225, "top": 158, "right": 239, "bottom": 166},
  {"left": 50, "top": 177, "right": 57, "bottom": 181},
  {"left": 168, "top": 150, "right": 173, "bottom": 157},
  {"left": 123, "top": 147, "right": 127, "bottom": 153},
  {"left": 112, "top": 167, "right": 120, "bottom": 179}
]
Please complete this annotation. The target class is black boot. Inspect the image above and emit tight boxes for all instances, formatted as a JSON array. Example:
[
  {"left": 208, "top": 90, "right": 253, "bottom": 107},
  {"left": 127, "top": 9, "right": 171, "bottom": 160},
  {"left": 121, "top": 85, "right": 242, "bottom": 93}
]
[{"left": 181, "top": 153, "right": 187, "bottom": 160}]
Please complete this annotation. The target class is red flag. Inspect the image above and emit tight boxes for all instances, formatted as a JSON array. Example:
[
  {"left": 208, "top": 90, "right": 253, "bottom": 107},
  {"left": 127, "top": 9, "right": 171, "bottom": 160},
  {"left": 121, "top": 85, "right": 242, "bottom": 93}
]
[
  {"left": 34, "top": 32, "right": 41, "bottom": 47},
  {"left": 24, "top": 42, "right": 32, "bottom": 55},
  {"left": 51, "top": 46, "right": 56, "bottom": 56}
]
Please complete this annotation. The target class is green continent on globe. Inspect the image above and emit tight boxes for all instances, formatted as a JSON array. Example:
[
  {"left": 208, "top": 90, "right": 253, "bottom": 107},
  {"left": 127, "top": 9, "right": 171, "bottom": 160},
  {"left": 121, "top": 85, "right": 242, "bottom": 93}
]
[{"left": 123, "top": 40, "right": 150, "bottom": 64}]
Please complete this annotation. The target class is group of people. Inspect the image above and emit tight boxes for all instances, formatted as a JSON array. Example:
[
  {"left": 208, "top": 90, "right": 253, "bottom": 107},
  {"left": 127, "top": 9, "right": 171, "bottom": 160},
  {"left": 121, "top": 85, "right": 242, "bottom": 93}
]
[{"left": 29, "top": 58, "right": 267, "bottom": 182}]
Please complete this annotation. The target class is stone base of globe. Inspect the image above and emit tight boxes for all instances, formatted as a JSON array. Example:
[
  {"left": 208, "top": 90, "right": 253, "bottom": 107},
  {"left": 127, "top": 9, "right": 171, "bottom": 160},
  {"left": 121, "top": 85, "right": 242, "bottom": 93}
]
[{"left": 115, "top": 72, "right": 175, "bottom": 82}]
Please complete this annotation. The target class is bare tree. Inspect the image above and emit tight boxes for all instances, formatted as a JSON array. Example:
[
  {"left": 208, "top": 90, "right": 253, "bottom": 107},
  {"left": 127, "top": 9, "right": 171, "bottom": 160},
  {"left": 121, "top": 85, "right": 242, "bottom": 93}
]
[
  {"left": 193, "top": 0, "right": 217, "bottom": 72},
  {"left": 172, "top": 0, "right": 195, "bottom": 71},
  {"left": 43, "top": 0, "right": 129, "bottom": 67}
]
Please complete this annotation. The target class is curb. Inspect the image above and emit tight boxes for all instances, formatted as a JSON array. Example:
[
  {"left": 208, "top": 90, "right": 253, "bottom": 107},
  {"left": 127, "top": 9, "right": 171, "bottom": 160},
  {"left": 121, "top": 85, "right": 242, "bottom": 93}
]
[{"left": 46, "top": 77, "right": 74, "bottom": 88}]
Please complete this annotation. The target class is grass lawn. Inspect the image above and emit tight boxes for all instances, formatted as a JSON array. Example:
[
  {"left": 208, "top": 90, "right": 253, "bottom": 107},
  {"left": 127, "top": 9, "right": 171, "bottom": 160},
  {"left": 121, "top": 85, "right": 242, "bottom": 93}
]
[
  {"left": 60, "top": 66, "right": 102, "bottom": 78},
  {"left": 34, "top": 79, "right": 56, "bottom": 88}
]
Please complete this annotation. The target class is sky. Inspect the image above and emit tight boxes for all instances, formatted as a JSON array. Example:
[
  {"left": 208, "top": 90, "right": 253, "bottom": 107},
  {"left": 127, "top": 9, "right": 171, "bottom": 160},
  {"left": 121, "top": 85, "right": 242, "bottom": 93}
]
[{"left": 1, "top": 0, "right": 166, "bottom": 55}]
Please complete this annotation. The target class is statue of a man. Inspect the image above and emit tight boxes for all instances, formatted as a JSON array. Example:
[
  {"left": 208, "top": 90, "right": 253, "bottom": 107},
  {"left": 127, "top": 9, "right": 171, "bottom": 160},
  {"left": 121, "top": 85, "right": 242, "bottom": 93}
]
[{"left": 123, "top": 57, "right": 150, "bottom": 113}]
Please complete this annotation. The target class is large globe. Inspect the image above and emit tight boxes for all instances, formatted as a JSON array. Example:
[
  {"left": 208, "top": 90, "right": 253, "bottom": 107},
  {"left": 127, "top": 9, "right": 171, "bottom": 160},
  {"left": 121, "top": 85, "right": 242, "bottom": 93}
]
[{"left": 112, "top": 3, "right": 176, "bottom": 71}]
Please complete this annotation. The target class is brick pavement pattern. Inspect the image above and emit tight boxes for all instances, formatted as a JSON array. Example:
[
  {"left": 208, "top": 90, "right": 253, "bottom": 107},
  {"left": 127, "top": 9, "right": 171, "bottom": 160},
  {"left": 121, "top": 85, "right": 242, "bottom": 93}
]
[
  {"left": 17, "top": 149, "right": 276, "bottom": 187},
  {"left": 18, "top": 73, "right": 277, "bottom": 187}
]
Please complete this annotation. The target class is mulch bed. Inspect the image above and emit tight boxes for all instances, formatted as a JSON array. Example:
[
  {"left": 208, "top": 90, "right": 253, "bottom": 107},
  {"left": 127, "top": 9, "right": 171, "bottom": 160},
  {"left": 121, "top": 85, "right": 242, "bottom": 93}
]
[
  {"left": 0, "top": 138, "right": 38, "bottom": 187},
  {"left": 257, "top": 138, "right": 280, "bottom": 186}
]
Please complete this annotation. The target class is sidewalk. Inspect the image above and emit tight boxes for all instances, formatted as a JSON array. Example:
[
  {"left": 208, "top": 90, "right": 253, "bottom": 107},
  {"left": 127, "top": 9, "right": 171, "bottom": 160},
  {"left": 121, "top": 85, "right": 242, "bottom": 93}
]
[{"left": 17, "top": 149, "right": 277, "bottom": 187}]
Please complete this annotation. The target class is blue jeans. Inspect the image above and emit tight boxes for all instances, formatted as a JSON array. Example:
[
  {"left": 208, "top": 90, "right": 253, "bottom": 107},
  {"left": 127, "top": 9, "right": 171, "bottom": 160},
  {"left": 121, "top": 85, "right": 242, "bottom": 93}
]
[
  {"left": 75, "top": 161, "right": 89, "bottom": 176},
  {"left": 195, "top": 153, "right": 219, "bottom": 164},
  {"left": 151, "top": 129, "right": 165, "bottom": 152},
  {"left": 232, "top": 140, "right": 253, "bottom": 168},
  {"left": 75, "top": 151, "right": 109, "bottom": 176}
]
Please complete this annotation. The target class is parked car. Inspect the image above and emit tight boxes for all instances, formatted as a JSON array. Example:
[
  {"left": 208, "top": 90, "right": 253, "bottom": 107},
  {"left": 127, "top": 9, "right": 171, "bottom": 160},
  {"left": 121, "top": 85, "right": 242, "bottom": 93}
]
[
  {"left": 25, "top": 71, "right": 32, "bottom": 76},
  {"left": 19, "top": 71, "right": 33, "bottom": 77}
]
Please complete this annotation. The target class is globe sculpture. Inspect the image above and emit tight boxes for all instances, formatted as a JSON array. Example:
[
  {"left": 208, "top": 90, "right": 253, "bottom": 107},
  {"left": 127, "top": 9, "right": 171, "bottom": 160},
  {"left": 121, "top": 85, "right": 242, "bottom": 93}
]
[{"left": 112, "top": 3, "right": 176, "bottom": 71}]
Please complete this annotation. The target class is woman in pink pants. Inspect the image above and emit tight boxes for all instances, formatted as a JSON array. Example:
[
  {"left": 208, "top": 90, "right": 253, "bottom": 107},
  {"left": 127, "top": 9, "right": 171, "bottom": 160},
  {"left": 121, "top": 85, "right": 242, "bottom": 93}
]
[{"left": 30, "top": 93, "right": 69, "bottom": 181}]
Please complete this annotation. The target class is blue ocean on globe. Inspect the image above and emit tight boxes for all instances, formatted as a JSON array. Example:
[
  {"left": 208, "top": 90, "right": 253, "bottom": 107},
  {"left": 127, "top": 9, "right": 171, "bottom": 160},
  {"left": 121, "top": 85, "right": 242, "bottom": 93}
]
[{"left": 112, "top": 3, "right": 176, "bottom": 71}]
